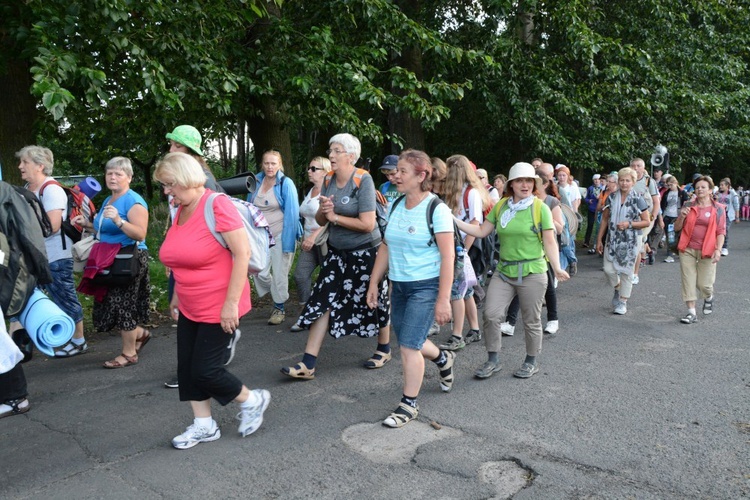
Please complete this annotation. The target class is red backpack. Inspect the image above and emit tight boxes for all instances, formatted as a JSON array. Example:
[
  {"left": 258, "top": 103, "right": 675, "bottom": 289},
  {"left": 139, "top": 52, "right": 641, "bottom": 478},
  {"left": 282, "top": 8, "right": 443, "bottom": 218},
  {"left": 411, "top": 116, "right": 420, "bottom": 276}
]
[{"left": 39, "top": 180, "right": 97, "bottom": 246}]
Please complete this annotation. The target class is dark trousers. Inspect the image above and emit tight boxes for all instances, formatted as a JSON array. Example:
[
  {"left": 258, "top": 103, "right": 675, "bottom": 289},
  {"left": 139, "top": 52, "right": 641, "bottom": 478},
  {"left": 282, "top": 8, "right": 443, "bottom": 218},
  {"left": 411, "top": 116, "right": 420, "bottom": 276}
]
[
  {"left": 584, "top": 210, "right": 597, "bottom": 245},
  {"left": 177, "top": 315, "right": 243, "bottom": 406},
  {"left": 506, "top": 265, "right": 558, "bottom": 325},
  {"left": 0, "top": 363, "right": 28, "bottom": 402}
]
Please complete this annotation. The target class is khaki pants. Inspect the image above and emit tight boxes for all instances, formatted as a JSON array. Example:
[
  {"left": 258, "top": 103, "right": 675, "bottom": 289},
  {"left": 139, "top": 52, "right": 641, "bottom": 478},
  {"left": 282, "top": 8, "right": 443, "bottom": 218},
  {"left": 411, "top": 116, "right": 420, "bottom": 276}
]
[
  {"left": 679, "top": 248, "right": 716, "bottom": 302},
  {"left": 253, "top": 242, "right": 295, "bottom": 304},
  {"left": 483, "top": 272, "right": 547, "bottom": 356}
]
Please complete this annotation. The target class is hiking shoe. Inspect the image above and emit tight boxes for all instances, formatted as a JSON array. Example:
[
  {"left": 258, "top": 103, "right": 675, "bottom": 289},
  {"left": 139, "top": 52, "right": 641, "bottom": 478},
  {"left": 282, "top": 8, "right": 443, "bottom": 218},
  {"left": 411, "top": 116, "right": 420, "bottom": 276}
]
[
  {"left": 543, "top": 320, "right": 559, "bottom": 335},
  {"left": 439, "top": 336, "right": 465, "bottom": 351},
  {"left": 513, "top": 362, "right": 539, "bottom": 379},
  {"left": 500, "top": 322, "right": 515, "bottom": 336},
  {"left": 680, "top": 312, "right": 697, "bottom": 324},
  {"left": 268, "top": 308, "right": 285, "bottom": 325},
  {"left": 613, "top": 301, "right": 627, "bottom": 315},
  {"left": 54, "top": 340, "right": 88, "bottom": 358},
  {"left": 474, "top": 360, "right": 501, "bottom": 379},
  {"left": 647, "top": 251, "right": 655, "bottom": 265},
  {"left": 721, "top": 248, "right": 728, "bottom": 256},
  {"left": 664, "top": 256, "right": 675, "bottom": 263},
  {"left": 569, "top": 262, "right": 577, "bottom": 276},
  {"left": 224, "top": 329, "right": 241, "bottom": 366},
  {"left": 438, "top": 351, "right": 456, "bottom": 392},
  {"left": 464, "top": 329, "right": 482, "bottom": 344},
  {"left": 703, "top": 297, "right": 714, "bottom": 315},
  {"left": 290, "top": 323, "right": 303, "bottom": 332},
  {"left": 632, "top": 275, "right": 640, "bottom": 285},
  {"left": 612, "top": 289, "right": 621, "bottom": 309},
  {"left": 427, "top": 320, "right": 441, "bottom": 336},
  {"left": 172, "top": 422, "right": 221, "bottom": 450},
  {"left": 164, "top": 376, "right": 179, "bottom": 389},
  {"left": 237, "top": 389, "right": 271, "bottom": 437}
]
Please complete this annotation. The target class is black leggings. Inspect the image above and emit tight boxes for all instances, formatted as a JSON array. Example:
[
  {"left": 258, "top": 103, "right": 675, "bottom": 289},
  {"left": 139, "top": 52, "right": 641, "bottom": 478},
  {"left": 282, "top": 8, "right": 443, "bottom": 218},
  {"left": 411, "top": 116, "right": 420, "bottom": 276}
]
[
  {"left": 506, "top": 264, "right": 557, "bottom": 325},
  {"left": 0, "top": 364, "right": 28, "bottom": 402}
]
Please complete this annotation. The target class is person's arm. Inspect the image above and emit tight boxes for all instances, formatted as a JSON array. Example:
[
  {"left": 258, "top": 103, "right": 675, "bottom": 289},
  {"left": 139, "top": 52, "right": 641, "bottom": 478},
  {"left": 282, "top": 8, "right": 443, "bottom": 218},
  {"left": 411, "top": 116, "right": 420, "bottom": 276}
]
[
  {"left": 673, "top": 204, "right": 690, "bottom": 232},
  {"left": 366, "top": 242, "right": 389, "bottom": 310},
  {"left": 543, "top": 229, "right": 569, "bottom": 280},
  {"left": 219, "top": 227, "right": 251, "bottom": 333},
  {"left": 595, "top": 208, "right": 610, "bottom": 254},
  {"left": 651, "top": 193, "right": 660, "bottom": 218},
  {"left": 433, "top": 231, "right": 454, "bottom": 325},
  {"left": 280, "top": 177, "right": 300, "bottom": 252},
  {"left": 453, "top": 217, "right": 495, "bottom": 239},
  {"left": 118, "top": 203, "right": 148, "bottom": 241},
  {"left": 551, "top": 205, "right": 564, "bottom": 235}
]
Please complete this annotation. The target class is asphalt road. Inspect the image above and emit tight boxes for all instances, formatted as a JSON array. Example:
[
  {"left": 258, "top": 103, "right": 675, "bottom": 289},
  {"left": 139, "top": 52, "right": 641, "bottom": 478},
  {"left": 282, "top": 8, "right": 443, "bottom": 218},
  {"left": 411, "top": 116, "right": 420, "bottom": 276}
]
[{"left": 2, "top": 224, "right": 749, "bottom": 499}]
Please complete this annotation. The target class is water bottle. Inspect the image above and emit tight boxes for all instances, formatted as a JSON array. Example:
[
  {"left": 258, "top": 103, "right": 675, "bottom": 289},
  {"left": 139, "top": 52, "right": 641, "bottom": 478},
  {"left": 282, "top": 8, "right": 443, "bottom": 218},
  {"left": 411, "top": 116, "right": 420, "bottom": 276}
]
[
  {"left": 455, "top": 246, "right": 465, "bottom": 271},
  {"left": 667, "top": 223, "right": 676, "bottom": 245}
]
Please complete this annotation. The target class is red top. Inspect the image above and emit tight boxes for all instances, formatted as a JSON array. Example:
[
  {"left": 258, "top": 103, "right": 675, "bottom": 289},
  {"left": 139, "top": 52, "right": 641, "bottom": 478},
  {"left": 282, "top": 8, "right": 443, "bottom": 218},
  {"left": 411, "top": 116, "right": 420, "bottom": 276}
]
[{"left": 159, "top": 190, "right": 251, "bottom": 323}]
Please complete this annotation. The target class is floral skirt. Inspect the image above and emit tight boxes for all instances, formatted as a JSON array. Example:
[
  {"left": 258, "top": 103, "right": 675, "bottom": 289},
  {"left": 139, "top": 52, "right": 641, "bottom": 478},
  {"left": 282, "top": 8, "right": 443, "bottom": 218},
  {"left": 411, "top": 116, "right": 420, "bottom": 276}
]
[
  {"left": 297, "top": 245, "right": 389, "bottom": 339},
  {"left": 93, "top": 249, "right": 150, "bottom": 332}
]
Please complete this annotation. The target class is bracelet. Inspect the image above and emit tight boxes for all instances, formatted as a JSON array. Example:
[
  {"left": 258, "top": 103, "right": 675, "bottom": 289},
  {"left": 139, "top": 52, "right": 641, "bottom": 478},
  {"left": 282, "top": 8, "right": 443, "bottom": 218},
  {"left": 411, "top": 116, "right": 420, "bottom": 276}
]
[
  {"left": 117, "top": 219, "right": 124, "bottom": 228},
  {"left": 333, "top": 215, "right": 339, "bottom": 226}
]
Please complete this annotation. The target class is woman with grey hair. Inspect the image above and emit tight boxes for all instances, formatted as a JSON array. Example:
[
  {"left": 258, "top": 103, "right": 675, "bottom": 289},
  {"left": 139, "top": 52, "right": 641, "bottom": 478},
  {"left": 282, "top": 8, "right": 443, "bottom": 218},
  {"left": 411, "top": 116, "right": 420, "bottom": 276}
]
[
  {"left": 10, "top": 145, "right": 87, "bottom": 358},
  {"left": 595, "top": 167, "right": 649, "bottom": 315},
  {"left": 73, "top": 157, "right": 150, "bottom": 368},
  {"left": 282, "top": 133, "right": 391, "bottom": 379}
]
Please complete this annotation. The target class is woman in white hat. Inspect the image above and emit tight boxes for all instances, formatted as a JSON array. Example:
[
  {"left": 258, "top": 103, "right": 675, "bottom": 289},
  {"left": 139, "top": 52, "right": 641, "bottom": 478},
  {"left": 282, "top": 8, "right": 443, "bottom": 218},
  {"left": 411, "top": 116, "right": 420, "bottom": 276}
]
[{"left": 455, "top": 162, "right": 569, "bottom": 379}]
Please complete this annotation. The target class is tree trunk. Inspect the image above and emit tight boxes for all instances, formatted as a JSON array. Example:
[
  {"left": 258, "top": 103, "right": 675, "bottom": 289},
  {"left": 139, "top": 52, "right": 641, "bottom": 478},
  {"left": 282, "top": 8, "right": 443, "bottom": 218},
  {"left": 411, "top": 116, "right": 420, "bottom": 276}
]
[
  {"left": 517, "top": 1, "right": 536, "bottom": 46},
  {"left": 0, "top": 57, "right": 37, "bottom": 184},
  {"left": 246, "top": 98, "right": 294, "bottom": 184}
]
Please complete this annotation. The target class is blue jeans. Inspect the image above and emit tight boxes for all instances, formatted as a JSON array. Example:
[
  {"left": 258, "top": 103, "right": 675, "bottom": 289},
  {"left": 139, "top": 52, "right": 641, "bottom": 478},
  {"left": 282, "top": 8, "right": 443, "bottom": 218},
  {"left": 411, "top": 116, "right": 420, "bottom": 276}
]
[
  {"left": 390, "top": 277, "right": 439, "bottom": 350},
  {"left": 45, "top": 258, "right": 84, "bottom": 323}
]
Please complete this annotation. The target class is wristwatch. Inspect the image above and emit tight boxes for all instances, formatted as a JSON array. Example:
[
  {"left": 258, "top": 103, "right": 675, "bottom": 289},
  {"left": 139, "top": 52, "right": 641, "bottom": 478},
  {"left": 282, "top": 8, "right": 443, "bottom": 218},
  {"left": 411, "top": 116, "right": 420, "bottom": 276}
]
[{"left": 117, "top": 219, "right": 124, "bottom": 228}]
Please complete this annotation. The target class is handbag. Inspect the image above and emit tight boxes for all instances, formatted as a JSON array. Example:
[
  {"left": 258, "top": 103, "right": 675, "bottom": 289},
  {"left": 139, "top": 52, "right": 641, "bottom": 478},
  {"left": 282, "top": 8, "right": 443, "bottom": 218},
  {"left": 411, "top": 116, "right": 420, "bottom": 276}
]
[
  {"left": 90, "top": 243, "right": 141, "bottom": 286},
  {"left": 313, "top": 223, "right": 330, "bottom": 257},
  {"left": 72, "top": 232, "right": 96, "bottom": 273}
]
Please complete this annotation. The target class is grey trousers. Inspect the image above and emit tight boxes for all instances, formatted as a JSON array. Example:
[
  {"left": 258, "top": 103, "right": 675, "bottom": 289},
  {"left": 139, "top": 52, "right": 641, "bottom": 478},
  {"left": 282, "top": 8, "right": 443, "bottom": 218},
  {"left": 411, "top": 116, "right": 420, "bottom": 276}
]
[{"left": 483, "top": 272, "right": 547, "bottom": 356}]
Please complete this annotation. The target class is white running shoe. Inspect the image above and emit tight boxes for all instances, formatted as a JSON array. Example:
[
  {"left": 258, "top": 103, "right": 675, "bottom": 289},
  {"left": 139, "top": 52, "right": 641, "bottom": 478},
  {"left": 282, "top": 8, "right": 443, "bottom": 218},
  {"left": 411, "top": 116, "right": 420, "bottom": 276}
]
[
  {"left": 632, "top": 275, "right": 640, "bottom": 285},
  {"left": 237, "top": 389, "right": 271, "bottom": 437},
  {"left": 172, "top": 422, "right": 221, "bottom": 450},
  {"left": 721, "top": 248, "right": 728, "bottom": 256},
  {"left": 543, "top": 320, "right": 559, "bottom": 334},
  {"left": 500, "top": 322, "right": 515, "bottom": 336}
]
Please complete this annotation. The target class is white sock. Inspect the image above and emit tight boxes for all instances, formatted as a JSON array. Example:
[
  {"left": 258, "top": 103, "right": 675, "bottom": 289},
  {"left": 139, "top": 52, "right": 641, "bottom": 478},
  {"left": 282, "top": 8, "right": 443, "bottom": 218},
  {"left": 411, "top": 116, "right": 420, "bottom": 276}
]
[
  {"left": 195, "top": 416, "right": 215, "bottom": 429},
  {"left": 688, "top": 308, "right": 696, "bottom": 315},
  {"left": 71, "top": 337, "right": 86, "bottom": 346},
  {"left": 706, "top": 296, "right": 713, "bottom": 302},
  {"left": 242, "top": 391, "right": 260, "bottom": 408}
]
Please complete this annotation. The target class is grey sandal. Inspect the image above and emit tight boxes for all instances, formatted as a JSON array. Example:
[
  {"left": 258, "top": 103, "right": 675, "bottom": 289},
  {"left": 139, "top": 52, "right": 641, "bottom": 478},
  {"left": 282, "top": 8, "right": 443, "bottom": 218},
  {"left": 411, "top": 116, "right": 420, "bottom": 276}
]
[{"left": 382, "top": 402, "right": 419, "bottom": 428}]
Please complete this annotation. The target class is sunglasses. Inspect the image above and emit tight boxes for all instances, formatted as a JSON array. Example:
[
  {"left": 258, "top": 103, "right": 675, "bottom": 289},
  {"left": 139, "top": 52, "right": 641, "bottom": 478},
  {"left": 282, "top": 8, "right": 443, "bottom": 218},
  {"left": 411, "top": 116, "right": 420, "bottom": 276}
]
[{"left": 308, "top": 166, "right": 325, "bottom": 172}]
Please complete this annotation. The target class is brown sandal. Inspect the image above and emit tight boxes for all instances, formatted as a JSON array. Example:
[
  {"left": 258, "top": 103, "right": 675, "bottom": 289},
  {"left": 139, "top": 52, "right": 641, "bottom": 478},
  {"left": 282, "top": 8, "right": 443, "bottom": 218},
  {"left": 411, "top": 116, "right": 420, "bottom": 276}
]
[
  {"left": 103, "top": 353, "right": 138, "bottom": 369},
  {"left": 135, "top": 329, "right": 151, "bottom": 353}
]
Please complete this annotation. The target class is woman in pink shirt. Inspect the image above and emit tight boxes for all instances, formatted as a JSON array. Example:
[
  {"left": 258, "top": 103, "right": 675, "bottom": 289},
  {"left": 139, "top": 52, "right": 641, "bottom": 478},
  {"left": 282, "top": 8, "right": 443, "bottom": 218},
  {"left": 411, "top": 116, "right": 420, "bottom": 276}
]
[{"left": 155, "top": 152, "right": 270, "bottom": 450}]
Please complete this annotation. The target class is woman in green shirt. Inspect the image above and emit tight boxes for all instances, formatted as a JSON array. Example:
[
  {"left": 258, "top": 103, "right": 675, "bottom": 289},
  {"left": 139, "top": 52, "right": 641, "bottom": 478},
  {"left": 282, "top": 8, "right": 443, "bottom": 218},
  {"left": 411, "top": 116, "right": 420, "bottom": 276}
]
[{"left": 455, "top": 162, "right": 569, "bottom": 379}]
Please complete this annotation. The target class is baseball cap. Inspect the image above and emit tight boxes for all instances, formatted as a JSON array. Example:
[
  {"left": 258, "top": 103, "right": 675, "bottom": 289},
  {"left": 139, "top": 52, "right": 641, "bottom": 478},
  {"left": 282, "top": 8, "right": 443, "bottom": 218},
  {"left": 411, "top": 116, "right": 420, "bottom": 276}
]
[
  {"left": 592, "top": 174, "right": 601, "bottom": 180},
  {"left": 380, "top": 155, "right": 398, "bottom": 171}
]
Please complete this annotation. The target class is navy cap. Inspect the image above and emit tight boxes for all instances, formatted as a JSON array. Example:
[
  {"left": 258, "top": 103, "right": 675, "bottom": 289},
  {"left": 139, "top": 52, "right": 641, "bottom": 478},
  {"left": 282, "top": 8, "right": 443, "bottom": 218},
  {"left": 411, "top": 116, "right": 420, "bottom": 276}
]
[{"left": 379, "top": 155, "right": 399, "bottom": 171}]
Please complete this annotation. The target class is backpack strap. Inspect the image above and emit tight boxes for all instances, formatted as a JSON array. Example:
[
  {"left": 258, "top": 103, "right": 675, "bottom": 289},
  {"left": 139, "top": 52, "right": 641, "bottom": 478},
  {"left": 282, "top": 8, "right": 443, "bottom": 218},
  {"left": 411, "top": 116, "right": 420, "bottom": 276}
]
[
  {"left": 203, "top": 193, "right": 227, "bottom": 248},
  {"left": 38, "top": 179, "right": 67, "bottom": 249}
]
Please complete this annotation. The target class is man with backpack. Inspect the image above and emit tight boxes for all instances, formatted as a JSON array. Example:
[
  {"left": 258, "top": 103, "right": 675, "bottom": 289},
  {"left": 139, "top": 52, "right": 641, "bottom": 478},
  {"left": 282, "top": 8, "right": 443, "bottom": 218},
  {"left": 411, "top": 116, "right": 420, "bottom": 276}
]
[{"left": 11, "top": 146, "right": 88, "bottom": 358}]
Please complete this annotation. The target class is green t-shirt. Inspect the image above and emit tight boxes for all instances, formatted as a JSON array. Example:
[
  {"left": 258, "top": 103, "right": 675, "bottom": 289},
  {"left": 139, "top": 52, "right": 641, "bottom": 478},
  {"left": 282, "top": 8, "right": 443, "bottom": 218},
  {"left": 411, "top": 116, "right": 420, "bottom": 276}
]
[{"left": 487, "top": 198, "right": 554, "bottom": 278}]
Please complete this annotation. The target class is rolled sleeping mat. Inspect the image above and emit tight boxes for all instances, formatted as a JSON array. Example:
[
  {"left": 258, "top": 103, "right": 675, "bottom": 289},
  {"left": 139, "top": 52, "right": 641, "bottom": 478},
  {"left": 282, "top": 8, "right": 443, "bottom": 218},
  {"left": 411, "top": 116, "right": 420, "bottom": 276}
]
[
  {"left": 217, "top": 172, "right": 258, "bottom": 196},
  {"left": 18, "top": 288, "right": 75, "bottom": 357},
  {"left": 77, "top": 176, "right": 102, "bottom": 199}
]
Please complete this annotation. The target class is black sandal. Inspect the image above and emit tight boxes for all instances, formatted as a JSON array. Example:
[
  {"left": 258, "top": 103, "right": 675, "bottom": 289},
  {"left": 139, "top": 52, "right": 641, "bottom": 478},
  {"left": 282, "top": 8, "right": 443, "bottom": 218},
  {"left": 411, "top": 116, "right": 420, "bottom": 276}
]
[{"left": 0, "top": 398, "right": 31, "bottom": 419}]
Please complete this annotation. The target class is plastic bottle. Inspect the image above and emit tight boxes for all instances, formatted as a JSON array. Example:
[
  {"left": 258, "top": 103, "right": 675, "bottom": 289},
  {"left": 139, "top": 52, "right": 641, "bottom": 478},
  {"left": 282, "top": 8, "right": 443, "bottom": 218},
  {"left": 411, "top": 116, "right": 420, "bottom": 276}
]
[{"left": 667, "top": 223, "right": 676, "bottom": 245}]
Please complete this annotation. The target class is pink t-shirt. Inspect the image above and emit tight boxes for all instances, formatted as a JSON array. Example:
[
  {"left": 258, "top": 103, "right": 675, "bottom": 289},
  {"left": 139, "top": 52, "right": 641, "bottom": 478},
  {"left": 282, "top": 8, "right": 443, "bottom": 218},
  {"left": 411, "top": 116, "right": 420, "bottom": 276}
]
[{"left": 159, "top": 190, "right": 252, "bottom": 323}]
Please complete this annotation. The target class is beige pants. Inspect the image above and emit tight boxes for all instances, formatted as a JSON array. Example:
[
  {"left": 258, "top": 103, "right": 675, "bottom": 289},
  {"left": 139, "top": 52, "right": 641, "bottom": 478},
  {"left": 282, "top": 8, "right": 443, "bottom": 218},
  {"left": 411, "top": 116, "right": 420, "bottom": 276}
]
[
  {"left": 253, "top": 242, "right": 295, "bottom": 304},
  {"left": 602, "top": 245, "right": 634, "bottom": 299},
  {"left": 679, "top": 248, "right": 716, "bottom": 302},
  {"left": 483, "top": 273, "right": 547, "bottom": 356}
]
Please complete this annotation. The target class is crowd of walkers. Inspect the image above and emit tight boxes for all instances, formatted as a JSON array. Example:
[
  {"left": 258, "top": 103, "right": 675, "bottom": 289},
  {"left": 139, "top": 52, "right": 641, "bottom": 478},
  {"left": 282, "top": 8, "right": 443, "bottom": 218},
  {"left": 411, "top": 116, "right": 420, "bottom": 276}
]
[{"left": 1, "top": 131, "right": 734, "bottom": 448}]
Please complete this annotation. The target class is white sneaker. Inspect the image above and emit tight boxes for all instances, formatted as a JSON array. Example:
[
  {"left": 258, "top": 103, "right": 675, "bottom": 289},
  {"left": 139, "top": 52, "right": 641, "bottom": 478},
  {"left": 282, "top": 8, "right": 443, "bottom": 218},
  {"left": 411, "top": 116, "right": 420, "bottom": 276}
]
[
  {"left": 632, "top": 275, "right": 640, "bottom": 285},
  {"left": 500, "top": 322, "right": 515, "bottom": 336},
  {"left": 721, "top": 248, "right": 728, "bottom": 256},
  {"left": 237, "top": 389, "right": 271, "bottom": 437},
  {"left": 663, "top": 256, "right": 674, "bottom": 263},
  {"left": 224, "top": 329, "right": 241, "bottom": 366},
  {"left": 172, "top": 422, "right": 221, "bottom": 450},
  {"left": 544, "top": 320, "right": 559, "bottom": 334},
  {"left": 428, "top": 320, "right": 441, "bottom": 336}
]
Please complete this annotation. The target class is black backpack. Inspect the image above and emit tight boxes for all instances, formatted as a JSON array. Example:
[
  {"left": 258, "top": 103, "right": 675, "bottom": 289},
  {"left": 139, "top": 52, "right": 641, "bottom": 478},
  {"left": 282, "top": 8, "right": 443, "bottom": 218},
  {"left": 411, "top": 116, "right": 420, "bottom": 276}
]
[{"left": 11, "top": 185, "right": 54, "bottom": 238}]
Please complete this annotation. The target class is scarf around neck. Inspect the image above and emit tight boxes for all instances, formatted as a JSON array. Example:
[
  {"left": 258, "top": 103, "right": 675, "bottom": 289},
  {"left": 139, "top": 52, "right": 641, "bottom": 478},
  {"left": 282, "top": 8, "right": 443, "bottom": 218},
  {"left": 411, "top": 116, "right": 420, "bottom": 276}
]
[{"left": 500, "top": 195, "right": 535, "bottom": 228}]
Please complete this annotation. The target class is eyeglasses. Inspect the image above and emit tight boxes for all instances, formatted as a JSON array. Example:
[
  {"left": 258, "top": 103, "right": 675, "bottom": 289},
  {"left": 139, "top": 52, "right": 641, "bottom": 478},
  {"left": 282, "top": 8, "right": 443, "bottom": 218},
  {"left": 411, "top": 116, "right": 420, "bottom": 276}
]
[
  {"left": 159, "top": 181, "right": 177, "bottom": 190},
  {"left": 308, "top": 166, "right": 324, "bottom": 172},
  {"left": 326, "top": 148, "right": 347, "bottom": 156}
]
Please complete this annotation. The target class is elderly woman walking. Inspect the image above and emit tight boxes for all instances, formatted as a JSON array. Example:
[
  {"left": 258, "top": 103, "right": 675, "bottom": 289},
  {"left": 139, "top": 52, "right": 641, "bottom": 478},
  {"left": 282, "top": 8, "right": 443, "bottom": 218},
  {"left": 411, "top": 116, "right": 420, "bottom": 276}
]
[
  {"left": 674, "top": 176, "right": 726, "bottom": 324},
  {"left": 595, "top": 167, "right": 650, "bottom": 315}
]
